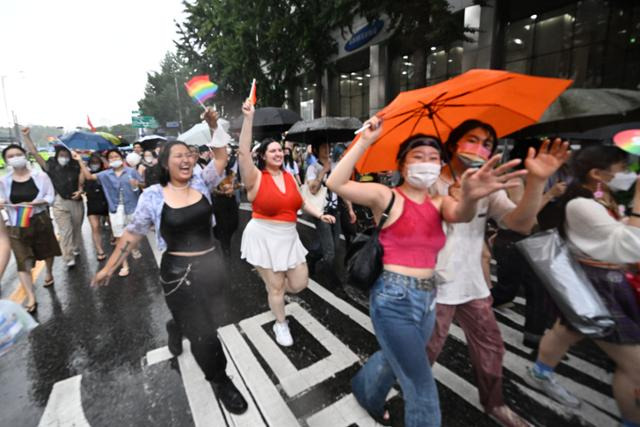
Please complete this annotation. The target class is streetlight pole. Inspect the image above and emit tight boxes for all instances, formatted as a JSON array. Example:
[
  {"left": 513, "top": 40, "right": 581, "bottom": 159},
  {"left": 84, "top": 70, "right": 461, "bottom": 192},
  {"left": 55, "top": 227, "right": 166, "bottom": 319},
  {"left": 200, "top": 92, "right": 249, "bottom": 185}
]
[
  {"left": 173, "top": 74, "right": 184, "bottom": 133},
  {"left": 1, "top": 75, "right": 13, "bottom": 140}
]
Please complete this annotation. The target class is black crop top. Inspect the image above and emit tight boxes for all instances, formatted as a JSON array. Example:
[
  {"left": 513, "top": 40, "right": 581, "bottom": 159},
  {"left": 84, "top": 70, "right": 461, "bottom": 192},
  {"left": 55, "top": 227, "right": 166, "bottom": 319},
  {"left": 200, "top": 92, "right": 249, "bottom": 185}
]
[
  {"left": 10, "top": 178, "right": 39, "bottom": 204},
  {"left": 160, "top": 196, "right": 215, "bottom": 252}
]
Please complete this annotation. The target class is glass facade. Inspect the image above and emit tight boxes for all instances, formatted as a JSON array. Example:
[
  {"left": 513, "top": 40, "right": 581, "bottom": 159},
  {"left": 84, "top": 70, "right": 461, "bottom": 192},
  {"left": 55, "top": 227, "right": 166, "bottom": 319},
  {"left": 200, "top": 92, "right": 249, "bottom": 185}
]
[
  {"left": 503, "top": 0, "right": 640, "bottom": 89},
  {"left": 338, "top": 70, "right": 370, "bottom": 120},
  {"left": 299, "top": 84, "right": 316, "bottom": 120}
]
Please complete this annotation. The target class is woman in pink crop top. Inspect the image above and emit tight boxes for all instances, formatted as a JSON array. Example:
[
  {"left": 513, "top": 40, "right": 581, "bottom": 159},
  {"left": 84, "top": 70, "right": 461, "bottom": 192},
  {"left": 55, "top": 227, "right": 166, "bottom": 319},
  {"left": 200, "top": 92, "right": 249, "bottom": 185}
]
[
  {"left": 327, "top": 116, "right": 526, "bottom": 427},
  {"left": 238, "top": 99, "right": 335, "bottom": 347}
]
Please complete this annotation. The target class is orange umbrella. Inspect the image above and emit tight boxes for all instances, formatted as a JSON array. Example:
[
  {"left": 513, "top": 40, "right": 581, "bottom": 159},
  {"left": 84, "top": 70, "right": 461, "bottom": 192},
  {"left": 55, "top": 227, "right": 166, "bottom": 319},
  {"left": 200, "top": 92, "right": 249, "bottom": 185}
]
[{"left": 354, "top": 69, "right": 572, "bottom": 173}]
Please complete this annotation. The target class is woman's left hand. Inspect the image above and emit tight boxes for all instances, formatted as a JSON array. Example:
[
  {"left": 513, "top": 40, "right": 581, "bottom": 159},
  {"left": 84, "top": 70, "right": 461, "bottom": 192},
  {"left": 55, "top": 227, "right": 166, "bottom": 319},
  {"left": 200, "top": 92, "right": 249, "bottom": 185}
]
[
  {"left": 459, "top": 155, "right": 528, "bottom": 201},
  {"left": 319, "top": 214, "right": 336, "bottom": 224}
]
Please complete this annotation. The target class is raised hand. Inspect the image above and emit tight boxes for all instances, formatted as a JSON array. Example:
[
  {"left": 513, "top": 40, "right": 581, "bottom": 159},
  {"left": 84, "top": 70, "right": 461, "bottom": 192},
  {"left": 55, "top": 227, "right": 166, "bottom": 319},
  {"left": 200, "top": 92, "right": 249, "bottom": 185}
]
[
  {"left": 21, "top": 127, "right": 31, "bottom": 138},
  {"left": 359, "top": 116, "right": 383, "bottom": 147},
  {"left": 202, "top": 107, "right": 219, "bottom": 129},
  {"left": 242, "top": 99, "right": 255, "bottom": 118},
  {"left": 524, "top": 138, "right": 570, "bottom": 180},
  {"left": 70, "top": 150, "right": 82, "bottom": 162},
  {"left": 459, "top": 155, "right": 528, "bottom": 201}
]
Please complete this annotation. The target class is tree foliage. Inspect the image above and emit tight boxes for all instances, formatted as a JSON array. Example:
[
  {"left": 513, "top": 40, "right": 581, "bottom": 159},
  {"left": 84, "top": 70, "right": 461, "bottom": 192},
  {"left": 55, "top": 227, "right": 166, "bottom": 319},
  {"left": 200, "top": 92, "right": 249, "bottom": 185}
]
[
  {"left": 138, "top": 52, "right": 203, "bottom": 131},
  {"left": 172, "top": 0, "right": 471, "bottom": 116}
]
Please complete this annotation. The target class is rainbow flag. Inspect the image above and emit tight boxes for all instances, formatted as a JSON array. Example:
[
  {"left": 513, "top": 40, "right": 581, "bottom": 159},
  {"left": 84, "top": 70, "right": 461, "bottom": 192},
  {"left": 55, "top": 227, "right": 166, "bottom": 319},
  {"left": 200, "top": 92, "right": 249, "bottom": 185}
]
[
  {"left": 184, "top": 75, "right": 218, "bottom": 104},
  {"left": 249, "top": 79, "right": 257, "bottom": 106},
  {"left": 14, "top": 205, "right": 33, "bottom": 228}
]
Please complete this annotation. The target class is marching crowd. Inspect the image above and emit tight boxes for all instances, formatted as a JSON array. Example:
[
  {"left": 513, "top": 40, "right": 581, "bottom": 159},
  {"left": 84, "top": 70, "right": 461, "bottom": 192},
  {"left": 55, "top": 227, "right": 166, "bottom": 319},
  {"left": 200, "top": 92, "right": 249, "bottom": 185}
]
[{"left": 0, "top": 100, "right": 639, "bottom": 427}]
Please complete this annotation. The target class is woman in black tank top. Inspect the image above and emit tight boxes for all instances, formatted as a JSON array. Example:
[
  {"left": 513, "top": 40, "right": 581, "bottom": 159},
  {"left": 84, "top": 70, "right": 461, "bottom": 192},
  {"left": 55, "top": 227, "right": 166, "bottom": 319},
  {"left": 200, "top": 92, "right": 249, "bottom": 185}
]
[{"left": 90, "top": 121, "right": 248, "bottom": 416}]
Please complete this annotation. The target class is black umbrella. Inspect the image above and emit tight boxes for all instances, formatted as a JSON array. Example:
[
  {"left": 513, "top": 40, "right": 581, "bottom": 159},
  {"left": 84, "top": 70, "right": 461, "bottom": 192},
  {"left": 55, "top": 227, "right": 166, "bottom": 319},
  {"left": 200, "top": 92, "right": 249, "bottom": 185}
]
[
  {"left": 546, "top": 121, "right": 640, "bottom": 142},
  {"left": 230, "top": 107, "right": 302, "bottom": 140},
  {"left": 137, "top": 135, "right": 167, "bottom": 151},
  {"left": 285, "top": 116, "right": 362, "bottom": 144},
  {"left": 510, "top": 88, "right": 640, "bottom": 138}
]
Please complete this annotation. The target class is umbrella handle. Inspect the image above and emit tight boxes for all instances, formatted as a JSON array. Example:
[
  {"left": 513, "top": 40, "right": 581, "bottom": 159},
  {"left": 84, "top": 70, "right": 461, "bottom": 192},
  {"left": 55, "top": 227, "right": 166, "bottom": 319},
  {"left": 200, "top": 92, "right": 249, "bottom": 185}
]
[{"left": 354, "top": 122, "right": 371, "bottom": 135}]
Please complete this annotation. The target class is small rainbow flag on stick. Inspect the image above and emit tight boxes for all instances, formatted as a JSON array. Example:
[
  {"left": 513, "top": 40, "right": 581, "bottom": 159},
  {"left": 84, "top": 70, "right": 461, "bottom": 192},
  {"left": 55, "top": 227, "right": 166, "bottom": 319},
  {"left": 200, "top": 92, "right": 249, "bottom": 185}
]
[
  {"left": 249, "top": 79, "right": 257, "bottom": 106},
  {"left": 184, "top": 75, "right": 218, "bottom": 109},
  {"left": 14, "top": 205, "right": 33, "bottom": 228}
]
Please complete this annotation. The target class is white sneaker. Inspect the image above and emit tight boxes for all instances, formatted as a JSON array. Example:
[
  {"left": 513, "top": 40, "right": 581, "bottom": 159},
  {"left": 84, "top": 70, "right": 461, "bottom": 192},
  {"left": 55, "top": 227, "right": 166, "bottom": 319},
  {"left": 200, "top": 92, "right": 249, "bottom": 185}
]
[
  {"left": 524, "top": 367, "right": 581, "bottom": 408},
  {"left": 131, "top": 249, "right": 142, "bottom": 259},
  {"left": 66, "top": 259, "right": 76, "bottom": 269},
  {"left": 273, "top": 321, "right": 293, "bottom": 347},
  {"left": 72, "top": 249, "right": 80, "bottom": 256}
]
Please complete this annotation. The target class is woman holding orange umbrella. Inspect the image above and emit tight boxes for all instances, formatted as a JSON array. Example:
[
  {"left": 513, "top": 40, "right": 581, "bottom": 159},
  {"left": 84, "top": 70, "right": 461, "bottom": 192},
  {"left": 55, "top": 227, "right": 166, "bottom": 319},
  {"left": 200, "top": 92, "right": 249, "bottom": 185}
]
[{"left": 327, "top": 116, "right": 527, "bottom": 427}]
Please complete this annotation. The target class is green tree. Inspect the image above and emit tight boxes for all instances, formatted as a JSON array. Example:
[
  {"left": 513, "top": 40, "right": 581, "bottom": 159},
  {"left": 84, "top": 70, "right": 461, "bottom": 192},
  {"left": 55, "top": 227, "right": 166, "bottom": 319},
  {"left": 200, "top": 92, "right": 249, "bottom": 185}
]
[{"left": 138, "top": 52, "right": 203, "bottom": 132}]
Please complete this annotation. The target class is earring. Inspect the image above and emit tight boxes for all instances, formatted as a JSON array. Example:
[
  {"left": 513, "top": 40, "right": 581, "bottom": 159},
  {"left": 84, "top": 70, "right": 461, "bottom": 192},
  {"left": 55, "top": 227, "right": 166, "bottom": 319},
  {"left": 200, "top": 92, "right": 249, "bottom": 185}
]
[{"left": 594, "top": 182, "right": 604, "bottom": 199}]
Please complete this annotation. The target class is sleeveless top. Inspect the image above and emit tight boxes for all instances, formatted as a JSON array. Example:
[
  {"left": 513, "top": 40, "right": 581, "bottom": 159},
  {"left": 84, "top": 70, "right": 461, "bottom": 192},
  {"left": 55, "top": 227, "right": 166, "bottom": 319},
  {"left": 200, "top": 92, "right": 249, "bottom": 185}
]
[
  {"left": 379, "top": 189, "right": 446, "bottom": 268},
  {"left": 160, "top": 196, "right": 215, "bottom": 252},
  {"left": 252, "top": 170, "right": 302, "bottom": 222}
]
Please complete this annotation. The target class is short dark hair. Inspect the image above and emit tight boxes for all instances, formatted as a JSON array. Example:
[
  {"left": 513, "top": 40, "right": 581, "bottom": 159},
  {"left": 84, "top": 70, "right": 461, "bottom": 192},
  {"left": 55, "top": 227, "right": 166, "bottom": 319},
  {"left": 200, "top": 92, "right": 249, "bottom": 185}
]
[
  {"left": 133, "top": 142, "right": 142, "bottom": 148},
  {"left": 396, "top": 134, "right": 443, "bottom": 170},
  {"left": 158, "top": 140, "right": 191, "bottom": 186},
  {"left": 2, "top": 144, "right": 26, "bottom": 160},
  {"left": 445, "top": 119, "right": 498, "bottom": 160},
  {"left": 88, "top": 153, "right": 105, "bottom": 171},
  {"left": 311, "top": 141, "right": 329, "bottom": 158},
  {"left": 198, "top": 145, "right": 209, "bottom": 154},
  {"left": 256, "top": 139, "right": 282, "bottom": 171},
  {"left": 105, "top": 148, "right": 123, "bottom": 160}
]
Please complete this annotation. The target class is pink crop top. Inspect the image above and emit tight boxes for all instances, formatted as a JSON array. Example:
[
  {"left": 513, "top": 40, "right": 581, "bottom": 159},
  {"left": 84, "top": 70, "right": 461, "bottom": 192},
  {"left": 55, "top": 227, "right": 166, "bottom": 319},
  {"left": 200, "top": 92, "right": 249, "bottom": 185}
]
[{"left": 379, "top": 189, "right": 446, "bottom": 268}]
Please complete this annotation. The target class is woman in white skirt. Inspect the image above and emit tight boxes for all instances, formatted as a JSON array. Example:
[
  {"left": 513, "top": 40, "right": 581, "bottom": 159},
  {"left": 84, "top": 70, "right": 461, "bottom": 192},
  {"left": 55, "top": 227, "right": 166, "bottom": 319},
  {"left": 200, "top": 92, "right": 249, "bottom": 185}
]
[{"left": 238, "top": 99, "right": 335, "bottom": 346}]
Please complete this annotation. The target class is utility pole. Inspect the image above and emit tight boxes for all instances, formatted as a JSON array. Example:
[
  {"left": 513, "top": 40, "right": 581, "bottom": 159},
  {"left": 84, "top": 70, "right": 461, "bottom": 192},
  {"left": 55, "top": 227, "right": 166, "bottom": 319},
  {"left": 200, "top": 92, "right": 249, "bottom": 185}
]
[
  {"left": 173, "top": 74, "right": 184, "bottom": 133},
  {"left": 1, "top": 75, "right": 13, "bottom": 140}
]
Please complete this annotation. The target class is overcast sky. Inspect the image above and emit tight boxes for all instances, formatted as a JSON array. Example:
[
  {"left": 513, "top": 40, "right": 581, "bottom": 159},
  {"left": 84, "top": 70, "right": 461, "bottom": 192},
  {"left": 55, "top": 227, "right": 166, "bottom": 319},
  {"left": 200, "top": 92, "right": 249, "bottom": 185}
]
[{"left": 0, "top": 0, "right": 185, "bottom": 130}]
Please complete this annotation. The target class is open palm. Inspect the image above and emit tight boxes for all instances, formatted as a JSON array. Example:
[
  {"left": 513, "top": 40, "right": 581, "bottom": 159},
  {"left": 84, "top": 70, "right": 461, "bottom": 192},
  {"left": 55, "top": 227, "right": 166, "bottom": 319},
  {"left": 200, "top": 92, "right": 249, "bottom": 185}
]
[
  {"left": 460, "top": 155, "right": 527, "bottom": 201},
  {"left": 524, "top": 138, "right": 570, "bottom": 180}
]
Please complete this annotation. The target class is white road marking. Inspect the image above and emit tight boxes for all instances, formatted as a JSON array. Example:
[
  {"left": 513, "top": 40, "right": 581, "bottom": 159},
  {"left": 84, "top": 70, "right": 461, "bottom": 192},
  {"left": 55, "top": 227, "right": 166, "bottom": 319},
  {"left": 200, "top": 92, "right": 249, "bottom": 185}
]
[
  {"left": 145, "top": 345, "right": 173, "bottom": 366},
  {"left": 176, "top": 341, "right": 228, "bottom": 427},
  {"left": 238, "top": 302, "right": 359, "bottom": 397},
  {"left": 38, "top": 375, "right": 90, "bottom": 427},
  {"left": 219, "top": 324, "right": 299, "bottom": 427},
  {"left": 306, "top": 393, "right": 383, "bottom": 427}
]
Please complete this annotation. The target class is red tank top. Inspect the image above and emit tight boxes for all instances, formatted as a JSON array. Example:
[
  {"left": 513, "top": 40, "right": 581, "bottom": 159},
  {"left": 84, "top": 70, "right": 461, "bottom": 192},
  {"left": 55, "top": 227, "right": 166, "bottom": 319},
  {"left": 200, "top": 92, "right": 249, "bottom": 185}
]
[
  {"left": 252, "top": 170, "right": 303, "bottom": 222},
  {"left": 379, "top": 189, "right": 446, "bottom": 268}
]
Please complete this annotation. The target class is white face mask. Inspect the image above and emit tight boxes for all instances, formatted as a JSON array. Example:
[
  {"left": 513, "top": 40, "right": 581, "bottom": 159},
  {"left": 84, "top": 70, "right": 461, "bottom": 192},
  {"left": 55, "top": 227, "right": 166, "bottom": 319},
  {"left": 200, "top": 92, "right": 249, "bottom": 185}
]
[
  {"left": 144, "top": 156, "right": 154, "bottom": 164},
  {"left": 58, "top": 157, "right": 70, "bottom": 166},
  {"left": 109, "top": 159, "right": 123, "bottom": 169},
  {"left": 406, "top": 162, "right": 441, "bottom": 190},
  {"left": 89, "top": 163, "right": 101, "bottom": 172},
  {"left": 8, "top": 156, "right": 27, "bottom": 169},
  {"left": 607, "top": 171, "right": 637, "bottom": 192}
]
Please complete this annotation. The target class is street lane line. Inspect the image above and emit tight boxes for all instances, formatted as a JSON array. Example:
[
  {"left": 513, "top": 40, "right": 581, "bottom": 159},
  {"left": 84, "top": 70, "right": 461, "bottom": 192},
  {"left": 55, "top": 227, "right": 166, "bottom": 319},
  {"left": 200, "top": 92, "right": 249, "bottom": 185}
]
[
  {"left": 448, "top": 323, "right": 619, "bottom": 422},
  {"left": 219, "top": 324, "right": 299, "bottom": 427},
  {"left": 238, "top": 302, "right": 359, "bottom": 397},
  {"left": 176, "top": 341, "right": 228, "bottom": 427},
  {"left": 306, "top": 393, "right": 382, "bottom": 427},
  {"left": 220, "top": 341, "right": 267, "bottom": 427},
  {"left": 145, "top": 345, "right": 174, "bottom": 366},
  {"left": 37, "top": 375, "right": 90, "bottom": 427}
]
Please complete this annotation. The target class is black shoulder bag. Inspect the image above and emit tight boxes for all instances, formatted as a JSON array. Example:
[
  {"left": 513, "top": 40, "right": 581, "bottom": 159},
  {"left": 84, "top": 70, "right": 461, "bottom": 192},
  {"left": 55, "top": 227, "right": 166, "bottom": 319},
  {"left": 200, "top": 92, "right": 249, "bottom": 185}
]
[{"left": 346, "top": 192, "right": 395, "bottom": 292}]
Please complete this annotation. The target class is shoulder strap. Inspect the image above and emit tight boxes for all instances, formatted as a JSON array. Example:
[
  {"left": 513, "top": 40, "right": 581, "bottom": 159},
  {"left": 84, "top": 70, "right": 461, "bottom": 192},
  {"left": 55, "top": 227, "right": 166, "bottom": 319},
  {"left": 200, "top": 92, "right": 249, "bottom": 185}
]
[{"left": 377, "top": 192, "right": 396, "bottom": 231}]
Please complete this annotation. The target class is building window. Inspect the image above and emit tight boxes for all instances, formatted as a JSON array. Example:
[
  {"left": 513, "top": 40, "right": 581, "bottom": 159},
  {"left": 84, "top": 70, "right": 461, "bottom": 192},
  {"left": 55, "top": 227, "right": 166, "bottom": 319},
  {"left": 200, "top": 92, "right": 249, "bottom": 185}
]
[
  {"left": 339, "top": 70, "right": 370, "bottom": 120},
  {"left": 426, "top": 44, "right": 463, "bottom": 86},
  {"left": 399, "top": 55, "right": 417, "bottom": 92},
  {"left": 299, "top": 84, "right": 316, "bottom": 121},
  {"left": 503, "top": 0, "right": 640, "bottom": 89}
]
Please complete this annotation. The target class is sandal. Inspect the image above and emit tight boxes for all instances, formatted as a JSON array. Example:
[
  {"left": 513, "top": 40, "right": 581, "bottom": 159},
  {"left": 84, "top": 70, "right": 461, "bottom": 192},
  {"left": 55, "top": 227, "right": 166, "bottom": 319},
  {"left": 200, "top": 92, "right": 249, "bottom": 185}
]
[
  {"left": 118, "top": 266, "right": 130, "bottom": 277},
  {"left": 43, "top": 277, "right": 55, "bottom": 287},
  {"left": 26, "top": 302, "right": 38, "bottom": 313},
  {"left": 97, "top": 252, "right": 106, "bottom": 261}
]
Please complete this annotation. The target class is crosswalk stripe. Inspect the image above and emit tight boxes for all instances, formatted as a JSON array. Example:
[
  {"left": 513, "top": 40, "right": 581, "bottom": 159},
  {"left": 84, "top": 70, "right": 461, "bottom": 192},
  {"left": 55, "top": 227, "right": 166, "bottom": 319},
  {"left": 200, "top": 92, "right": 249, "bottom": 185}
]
[
  {"left": 37, "top": 375, "right": 90, "bottom": 427},
  {"left": 219, "top": 324, "right": 299, "bottom": 427}
]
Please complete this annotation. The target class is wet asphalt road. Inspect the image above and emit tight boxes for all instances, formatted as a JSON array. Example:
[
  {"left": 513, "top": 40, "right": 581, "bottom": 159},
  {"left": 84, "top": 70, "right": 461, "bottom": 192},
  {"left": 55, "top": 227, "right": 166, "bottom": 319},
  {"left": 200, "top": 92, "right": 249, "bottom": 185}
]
[{"left": 0, "top": 205, "right": 621, "bottom": 427}]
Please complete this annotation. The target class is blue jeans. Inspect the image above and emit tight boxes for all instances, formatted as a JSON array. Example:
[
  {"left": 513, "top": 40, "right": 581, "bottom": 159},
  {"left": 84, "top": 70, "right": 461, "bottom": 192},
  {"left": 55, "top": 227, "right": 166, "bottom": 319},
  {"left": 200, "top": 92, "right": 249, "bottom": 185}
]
[{"left": 352, "top": 271, "right": 440, "bottom": 427}]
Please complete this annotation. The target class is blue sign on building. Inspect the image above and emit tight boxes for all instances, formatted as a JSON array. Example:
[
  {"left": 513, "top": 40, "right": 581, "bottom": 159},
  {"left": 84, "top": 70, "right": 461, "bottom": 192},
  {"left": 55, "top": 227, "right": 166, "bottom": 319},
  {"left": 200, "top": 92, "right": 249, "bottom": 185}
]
[{"left": 344, "top": 19, "right": 385, "bottom": 52}]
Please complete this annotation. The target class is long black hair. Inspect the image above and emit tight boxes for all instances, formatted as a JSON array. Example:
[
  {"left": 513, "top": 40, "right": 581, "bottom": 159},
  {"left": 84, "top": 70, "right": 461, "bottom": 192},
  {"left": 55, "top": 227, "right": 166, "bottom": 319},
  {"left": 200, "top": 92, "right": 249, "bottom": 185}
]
[
  {"left": 158, "top": 140, "right": 191, "bottom": 186},
  {"left": 255, "top": 138, "right": 283, "bottom": 171},
  {"left": 553, "top": 145, "right": 628, "bottom": 236}
]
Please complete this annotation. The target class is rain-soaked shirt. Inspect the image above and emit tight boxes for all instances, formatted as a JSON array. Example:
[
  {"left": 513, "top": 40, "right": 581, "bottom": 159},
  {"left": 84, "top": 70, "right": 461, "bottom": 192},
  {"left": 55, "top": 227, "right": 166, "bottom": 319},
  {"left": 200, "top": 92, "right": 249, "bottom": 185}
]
[{"left": 126, "top": 161, "right": 224, "bottom": 252}]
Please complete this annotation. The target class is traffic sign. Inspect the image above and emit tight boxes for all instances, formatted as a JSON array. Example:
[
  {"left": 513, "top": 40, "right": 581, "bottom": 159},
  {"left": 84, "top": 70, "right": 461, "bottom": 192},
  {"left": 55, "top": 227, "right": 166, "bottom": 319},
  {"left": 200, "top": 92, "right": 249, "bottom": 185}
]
[
  {"left": 132, "top": 116, "right": 159, "bottom": 129},
  {"left": 166, "top": 121, "right": 181, "bottom": 128}
]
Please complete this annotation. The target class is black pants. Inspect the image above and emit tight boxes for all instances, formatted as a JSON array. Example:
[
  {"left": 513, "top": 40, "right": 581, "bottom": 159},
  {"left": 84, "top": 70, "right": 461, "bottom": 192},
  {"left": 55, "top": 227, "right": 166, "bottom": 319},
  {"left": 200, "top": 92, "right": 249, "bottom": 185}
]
[
  {"left": 213, "top": 194, "right": 239, "bottom": 253},
  {"left": 490, "top": 229, "right": 549, "bottom": 338},
  {"left": 160, "top": 251, "right": 227, "bottom": 382}
]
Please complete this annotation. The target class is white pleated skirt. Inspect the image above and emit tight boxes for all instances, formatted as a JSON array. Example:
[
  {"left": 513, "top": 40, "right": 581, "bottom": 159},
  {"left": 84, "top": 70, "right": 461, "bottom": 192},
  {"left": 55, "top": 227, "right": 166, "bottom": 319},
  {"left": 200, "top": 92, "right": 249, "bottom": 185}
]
[{"left": 241, "top": 219, "right": 308, "bottom": 272}]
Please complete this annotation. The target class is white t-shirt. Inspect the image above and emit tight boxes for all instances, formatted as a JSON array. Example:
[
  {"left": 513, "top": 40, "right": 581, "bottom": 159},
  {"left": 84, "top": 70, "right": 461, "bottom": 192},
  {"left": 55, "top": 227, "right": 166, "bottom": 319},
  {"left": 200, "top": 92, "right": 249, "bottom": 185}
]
[
  {"left": 283, "top": 161, "right": 299, "bottom": 177},
  {"left": 565, "top": 197, "right": 640, "bottom": 264},
  {"left": 433, "top": 178, "right": 516, "bottom": 305},
  {"left": 305, "top": 161, "right": 338, "bottom": 210}
]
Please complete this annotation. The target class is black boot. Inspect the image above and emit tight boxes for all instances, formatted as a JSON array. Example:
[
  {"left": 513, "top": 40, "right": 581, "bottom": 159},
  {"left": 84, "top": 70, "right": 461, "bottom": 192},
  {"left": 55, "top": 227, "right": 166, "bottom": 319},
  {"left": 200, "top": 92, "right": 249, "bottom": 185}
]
[
  {"left": 211, "top": 376, "right": 248, "bottom": 414},
  {"left": 166, "top": 319, "right": 183, "bottom": 356}
]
